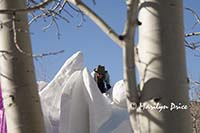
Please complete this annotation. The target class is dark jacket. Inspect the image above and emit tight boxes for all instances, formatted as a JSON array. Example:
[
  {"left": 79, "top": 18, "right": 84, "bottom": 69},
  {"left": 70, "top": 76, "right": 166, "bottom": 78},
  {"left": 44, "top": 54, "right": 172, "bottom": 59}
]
[{"left": 91, "top": 71, "right": 111, "bottom": 93}]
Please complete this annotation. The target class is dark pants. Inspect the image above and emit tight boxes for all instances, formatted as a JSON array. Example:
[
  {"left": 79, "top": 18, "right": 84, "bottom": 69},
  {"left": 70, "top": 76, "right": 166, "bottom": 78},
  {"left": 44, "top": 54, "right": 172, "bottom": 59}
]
[{"left": 97, "top": 79, "right": 106, "bottom": 93}]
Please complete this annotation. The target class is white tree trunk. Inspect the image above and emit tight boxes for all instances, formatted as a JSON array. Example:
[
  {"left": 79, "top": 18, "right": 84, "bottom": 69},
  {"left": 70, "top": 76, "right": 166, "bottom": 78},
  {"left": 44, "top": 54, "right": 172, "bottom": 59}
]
[
  {"left": 122, "top": 0, "right": 140, "bottom": 132},
  {"left": 136, "top": 0, "right": 192, "bottom": 132},
  {"left": 123, "top": 42, "right": 139, "bottom": 132},
  {"left": 0, "top": 0, "right": 45, "bottom": 133}
]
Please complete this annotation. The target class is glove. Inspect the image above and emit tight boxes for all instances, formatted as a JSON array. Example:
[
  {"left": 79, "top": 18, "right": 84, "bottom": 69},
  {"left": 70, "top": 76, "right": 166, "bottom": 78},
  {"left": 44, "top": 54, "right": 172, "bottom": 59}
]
[{"left": 106, "top": 84, "right": 111, "bottom": 90}]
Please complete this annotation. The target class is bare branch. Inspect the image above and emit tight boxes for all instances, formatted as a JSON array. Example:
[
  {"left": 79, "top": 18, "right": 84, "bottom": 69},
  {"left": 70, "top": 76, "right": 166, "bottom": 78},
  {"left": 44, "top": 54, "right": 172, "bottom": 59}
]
[
  {"left": 26, "top": 0, "right": 70, "bottom": 38},
  {"left": 185, "top": 40, "right": 200, "bottom": 50},
  {"left": 53, "top": 17, "right": 61, "bottom": 38},
  {"left": 11, "top": 14, "right": 32, "bottom": 56},
  {"left": 185, "top": 7, "right": 200, "bottom": 26},
  {"left": 76, "top": 12, "right": 85, "bottom": 27},
  {"left": 67, "top": 2, "right": 85, "bottom": 27},
  {"left": 67, "top": 2, "right": 82, "bottom": 13},
  {"left": 123, "top": 0, "right": 139, "bottom": 38},
  {"left": 67, "top": 0, "right": 123, "bottom": 47},
  {"left": 50, "top": 0, "right": 62, "bottom": 11},
  {"left": 0, "top": 0, "right": 54, "bottom": 14},
  {"left": 60, "top": 7, "right": 73, "bottom": 18},
  {"left": 33, "top": 50, "right": 64, "bottom": 58},
  {"left": 123, "top": 0, "right": 140, "bottom": 104},
  {"left": 58, "top": 0, "right": 68, "bottom": 13},
  {"left": 121, "top": 0, "right": 140, "bottom": 132},
  {"left": 185, "top": 32, "right": 200, "bottom": 37},
  {"left": 6, "top": 13, "right": 64, "bottom": 58},
  {"left": 42, "top": 17, "right": 54, "bottom": 31},
  {"left": 191, "top": 21, "right": 199, "bottom": 29},
  {"left": 28, "top": 12, "right": 47, "bottom": 25},
  {"left": 194, "top": 54, "right": 200, "bottom": 57},
  {"left": 52, "top": 10, "right": 70, "bottom": 22},
  {"left": 185, "top": 7, "right": 200, "bottom": 31},
  {"left": 189, "top": 78, "right": 200, "bottom": 87}
]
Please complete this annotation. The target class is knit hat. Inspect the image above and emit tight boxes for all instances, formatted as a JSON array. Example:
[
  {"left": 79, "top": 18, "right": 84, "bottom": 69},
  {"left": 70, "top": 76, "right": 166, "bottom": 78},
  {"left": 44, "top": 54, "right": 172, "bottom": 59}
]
[{"left": 94, "top": 65, "right": 106, "bottom": 74}]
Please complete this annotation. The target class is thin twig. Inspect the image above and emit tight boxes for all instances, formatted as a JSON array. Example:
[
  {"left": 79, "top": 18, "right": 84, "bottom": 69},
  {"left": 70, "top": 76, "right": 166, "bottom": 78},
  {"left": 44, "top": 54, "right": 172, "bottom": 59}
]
[
  {"left": 76, "top": 12, "right": 85, "bottom": 27},
  {"left": 67, "top": 0, "right": 122, "bottom": 47},
  {"left": 185, "top": 7, "right": 200, "bottom": 28},
  {"left": 10, "top": 12, "right": 64, "bottom": 58},
  {"left": 61, "top": 8, "right": 74, "bottom": 18},
  {"left": 42, "top": 17, "right": 54, "bottom": 31},
  {"left": 185, "top": 32, "right": 200, "bottom": 37},
  {"left": 58, "top": 0, "right": 68, "bottom": 13},
  {"left": 185, "top": 40, "right": 200, "bottom": 50},
  {"left": 33, "top": 50, "right": 65, "bottom": 58},
  {"left": 189, "top": 78, "right": 200, "bottom": 86},
  {"left": 29, "top": 12, "right": 48, "bottom": 25},
  {"left": 52, "top": 10, "right": 70, "bottom": 22},
  {"left": 53, "top": 17, "right": 61, "bottom": 38},
  {"left": 0, "top": 0, "right": 54, "bottom": 14},
  {"left": 50, "top": 0, "right": 62, "bottom": 11},
  {"left": 67, "top": 2, "right": 82, "bottom": 13},
  {"left": 12, "top": 14, "right": 33, "bottom": 56}
]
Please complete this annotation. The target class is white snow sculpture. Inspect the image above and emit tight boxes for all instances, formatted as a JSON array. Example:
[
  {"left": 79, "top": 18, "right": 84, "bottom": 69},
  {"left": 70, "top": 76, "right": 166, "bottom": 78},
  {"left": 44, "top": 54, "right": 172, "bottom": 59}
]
[
  {"left": 112, "top": 80, "right": 127, "bottom": 108},
  {"left": 39, "top": 51, "right": 132, "bottom": 133},
  {"left": 39, "top": 51, "right": 84, "bottom": 133},
  {"left": 37, "top": 81, "right": 48, "bottom": 91},
  {"left": 59, "top": 68, "right": 112, "bottom": 133}
]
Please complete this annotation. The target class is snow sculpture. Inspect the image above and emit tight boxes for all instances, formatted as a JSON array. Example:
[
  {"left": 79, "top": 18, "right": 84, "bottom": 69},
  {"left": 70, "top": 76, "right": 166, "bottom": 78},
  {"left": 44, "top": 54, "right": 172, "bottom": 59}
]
[
  {"left": 112, "top": 80, "right": 127, "bottom": 108},
  {"left": 39, "top": 51, "right": 132, "bottom": 133},
  {"left": 39, "top": 51, "right": 84, "bottom": 133}
]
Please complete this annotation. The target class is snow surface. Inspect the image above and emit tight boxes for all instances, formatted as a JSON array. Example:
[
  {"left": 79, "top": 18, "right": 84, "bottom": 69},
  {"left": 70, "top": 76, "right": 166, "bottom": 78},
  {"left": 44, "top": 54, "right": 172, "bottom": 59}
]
[
  {"left": 112, "top": 80, "right": 127, "bottom": 108},
  {"left": 39, "top": 51, "right": 132, "bottom": 133},
  {"left": 37, "top": 81, "right": 48, "bottom": 91},
  {"left": 189, "top": 87, "right": 200, "bottom": 101}
]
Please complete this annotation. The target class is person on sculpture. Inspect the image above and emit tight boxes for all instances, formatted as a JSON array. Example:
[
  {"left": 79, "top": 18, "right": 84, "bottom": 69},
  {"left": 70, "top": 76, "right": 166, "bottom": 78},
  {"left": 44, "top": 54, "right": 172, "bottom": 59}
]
[{"left": 92, "top": 65, "right": 111, "bottom": 93}]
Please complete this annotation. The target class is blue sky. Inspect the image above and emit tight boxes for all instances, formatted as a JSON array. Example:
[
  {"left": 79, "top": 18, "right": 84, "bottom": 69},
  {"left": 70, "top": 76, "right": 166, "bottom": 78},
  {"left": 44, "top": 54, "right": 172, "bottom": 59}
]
[
  {"left": 184, "top": 0, "right": 200, "bottom": 82},
  {"left": 29, "top": 0, "right": 200, "bottom": 85}
]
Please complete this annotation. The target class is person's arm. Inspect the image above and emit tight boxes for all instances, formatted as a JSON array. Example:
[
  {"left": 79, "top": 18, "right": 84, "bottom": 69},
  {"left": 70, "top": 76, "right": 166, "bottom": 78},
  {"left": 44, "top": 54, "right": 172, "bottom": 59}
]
[{"left": 105, "top": 72, "right": 111, "bottom": 89}]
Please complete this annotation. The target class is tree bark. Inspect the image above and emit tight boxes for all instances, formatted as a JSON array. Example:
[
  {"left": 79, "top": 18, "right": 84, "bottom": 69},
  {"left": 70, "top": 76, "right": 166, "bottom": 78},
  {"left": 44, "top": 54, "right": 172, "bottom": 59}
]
[
  {"left": 122, "top": 0, "right": 140, "bottom": 132},
  {"left": 136, "top": 0, "right": 192, "bottom": 132},
  {"left": 0, "top": 0, "right": 45, "bottom": 133},
  {"left": 122, "top": 43, "right": 139, "bottom": 132}
]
